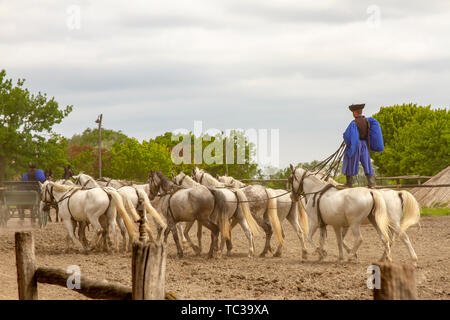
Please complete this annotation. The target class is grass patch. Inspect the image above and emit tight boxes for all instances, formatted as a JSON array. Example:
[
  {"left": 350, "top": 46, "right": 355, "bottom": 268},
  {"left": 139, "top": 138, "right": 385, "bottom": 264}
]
[{"left": 421, "top": 207, "right": 450, "bottom": 216}]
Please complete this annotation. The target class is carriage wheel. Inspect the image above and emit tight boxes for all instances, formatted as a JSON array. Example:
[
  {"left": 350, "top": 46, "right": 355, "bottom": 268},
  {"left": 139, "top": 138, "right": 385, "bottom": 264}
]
[
  {"left": 0, "top": 205, "right": 6, "bottom": 227},
  {"left": 38, "top": 207, "right": 48, "bottom": 228}
]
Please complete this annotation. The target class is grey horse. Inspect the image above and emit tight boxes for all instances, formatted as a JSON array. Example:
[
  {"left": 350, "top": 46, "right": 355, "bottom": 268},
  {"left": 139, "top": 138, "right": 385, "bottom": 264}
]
[{"left": 192, "top": 168, "right": 284, "bottom": 257}]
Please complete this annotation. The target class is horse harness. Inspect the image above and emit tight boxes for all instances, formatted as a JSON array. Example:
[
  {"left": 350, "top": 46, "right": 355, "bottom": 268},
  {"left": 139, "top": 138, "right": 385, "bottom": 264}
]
[
  {"left": 291, "top": 168, "right": 335, "bottom": 228},
  {"left": 45, "top": 184, "right": 112, "bottom": 220}
]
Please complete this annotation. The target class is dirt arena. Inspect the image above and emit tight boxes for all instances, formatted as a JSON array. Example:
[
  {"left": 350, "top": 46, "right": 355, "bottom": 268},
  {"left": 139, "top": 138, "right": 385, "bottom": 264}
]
[{"left": 1, "top": 213, "right": 449, "bottom": 300}]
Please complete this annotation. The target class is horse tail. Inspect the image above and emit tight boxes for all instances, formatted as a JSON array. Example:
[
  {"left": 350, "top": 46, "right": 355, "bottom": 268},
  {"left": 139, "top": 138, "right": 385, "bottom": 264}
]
[
  {"left": 398, "top": 190, "right": 421, "bottom": 235},
  {"left": 297, "top": 197, "right": 309, "bottom": 236},
  {"left": 136, "top": 188, "right": 167, "bottom": 230},
  {"left": 208, "top": 188, "right": 231, "bottom": 240},
  {"left": 370, "top": 190, "right": 391, "bottom": 243},
  {"left": 103, "top": 187, "right": 138, "bottom": 241},
  {"left": 234, "top": 188, "right": 261, "bottom": 237},
  {"left": 266, "top": 188, "right": 284, "bottom": 246}
]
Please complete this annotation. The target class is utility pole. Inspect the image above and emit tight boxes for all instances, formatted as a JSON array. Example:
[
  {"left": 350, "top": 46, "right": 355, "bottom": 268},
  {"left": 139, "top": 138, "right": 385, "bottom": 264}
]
[{"left": 95, "top": 114, "right": 103, "bottom": 179}]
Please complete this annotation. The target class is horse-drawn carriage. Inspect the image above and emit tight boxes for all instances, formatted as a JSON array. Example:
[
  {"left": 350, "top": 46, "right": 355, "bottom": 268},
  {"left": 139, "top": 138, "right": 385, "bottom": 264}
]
[{"left": 0, "top": 181, "right": 48, "bottom": 228}]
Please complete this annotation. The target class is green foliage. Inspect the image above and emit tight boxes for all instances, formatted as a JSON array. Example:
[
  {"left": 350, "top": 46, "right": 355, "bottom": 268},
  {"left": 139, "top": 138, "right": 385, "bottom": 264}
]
[
  {"left": 67, "top": 145, "right": 96, "bottom": 176},
  {"left": 372, "top": 104, "right": 449, "bottom": 178},
  {"left": 0, "top": 69, "right": 72, "bottom": 180},
  {"left": 421, "top": 207, "right": 450, "bottom": 216},
  {"left": 68, "top": 127, "right": 129, "bottom": 150},
  {"left": 104, "top": 138, "right": 173, "bottom": 181},
  {"left": 157, "top": 130, "right": 259, "bottom": 179}
]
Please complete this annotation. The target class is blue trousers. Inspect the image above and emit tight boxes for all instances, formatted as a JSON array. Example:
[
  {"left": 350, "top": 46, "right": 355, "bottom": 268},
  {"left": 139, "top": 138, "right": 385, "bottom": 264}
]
[{"left": 342, "top": 140, "right": 374, "bottom": 176}]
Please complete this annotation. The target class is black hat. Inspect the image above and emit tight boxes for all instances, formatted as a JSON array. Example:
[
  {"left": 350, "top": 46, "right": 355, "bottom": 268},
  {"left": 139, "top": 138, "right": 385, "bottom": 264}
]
[{"left": 349, "top": 104, "right": 365, "bottom": 112}]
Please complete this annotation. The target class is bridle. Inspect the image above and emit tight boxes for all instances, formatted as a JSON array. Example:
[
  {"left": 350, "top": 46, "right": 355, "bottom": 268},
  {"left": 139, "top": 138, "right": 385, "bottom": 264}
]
[
  {"left": 148, "top": 173, "right": 160, "bottom": 198},
  {"left": 42, "top": 184, "right": 57, "bottom": 210},
  {"left": 193, "top": 171, "right": 205, "bottom": 185},
  {"left": 176, "top": 173, "right": 187, "bottom": 186},
  {"left": 290, "top": 168, "right": 307, "bottom": 201}
]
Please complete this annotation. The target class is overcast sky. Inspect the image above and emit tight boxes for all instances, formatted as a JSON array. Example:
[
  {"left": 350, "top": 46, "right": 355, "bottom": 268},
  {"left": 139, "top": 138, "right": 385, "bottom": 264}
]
[{"left": 1, "top": 0, "right": 449, "bottom": 168}]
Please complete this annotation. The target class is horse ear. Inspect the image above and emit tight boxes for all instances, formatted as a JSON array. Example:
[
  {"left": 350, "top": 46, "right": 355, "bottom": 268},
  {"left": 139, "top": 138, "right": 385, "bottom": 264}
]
[
  {"left": 216, "top": 174, "right": 220, "bottom": 179},
  {"left": 289, "top": 164, "right": 294, "bottom": 172},
  {"left": 171, "top": 172, "right": 175, "bottom": 179}
]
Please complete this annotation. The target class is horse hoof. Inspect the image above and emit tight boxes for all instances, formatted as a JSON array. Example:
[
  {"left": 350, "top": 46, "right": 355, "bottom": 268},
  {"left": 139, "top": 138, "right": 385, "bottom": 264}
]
[
  {"left": 273, "top": 251, "right": 282, "bottom": 258},
  {"left": 259, "top": 252, "right": 267, "bottom": 258}
]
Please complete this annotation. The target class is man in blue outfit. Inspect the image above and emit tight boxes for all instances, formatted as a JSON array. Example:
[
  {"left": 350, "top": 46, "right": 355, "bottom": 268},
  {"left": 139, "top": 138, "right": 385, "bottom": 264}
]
[
  {"left": 342, "top": 104, "right": 377, "bottom": 188},
  {"left": 22, "top": 163, "right": 46, "bottom": 183}
]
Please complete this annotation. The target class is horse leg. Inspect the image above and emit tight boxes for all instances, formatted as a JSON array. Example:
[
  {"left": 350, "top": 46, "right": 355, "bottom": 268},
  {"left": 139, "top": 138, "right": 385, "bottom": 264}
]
[
  {"left": 398, "top": 231, "right": 418, "bottom": 266},
  {"left": 62, "top": 218, "right": 84, "bottom": 252},
  {"left": 182, "top": 221, "right": 201, "bottom": 255},
  {"left": 367, "top": 213, "right": 392, "bottom": 262},
  {"left": 286, "top": 209, "right": 308, "bottom": 260},
  {"left": 273, "top": 227, "right": 286, "bottom": 258},
  {"left": 56, "top": 206, "right": 60, "bottom": 222},
  {"left": 198, "top": 219, "right": 220, "bottom": 259},
  {"left": 87, "top": 215, "right": 105, "bottom": 252},
  {"left": 341, "top": 226, "right": 352, "bottom": 254},
  {"left": 116, "top": 215, "right": 128, "bottom": 252},
  {"left": 106, "top": 208, "right": 118, "bottom": 253},
  {"left": 348, "top": 224, "right": 363, "bottom": 262},
  {"left": 166, "top": 221, "right": 184, "bottom": 259},
  {"left": 196, "top": 221, "right": 203, "bottom": 253},
  {"left": 176, "top": 223, "right": 188, "bottom": 249},
  {"left": 233, "top": 208, "right": 254, "bottom": 257},
  {"left": 317, "top": 226, "right": 328, "bottom": 261},
  {"left": 99, "top": 215, "right": 109, "bottom": 252},
  {"left": 78, "top": 222, "right": 90, "bottom": 250},
  {"left": 333, "top": 225, "right": 344, "bottom": 263},
  {"left": 257, "top": 216, "right": 273, "bottom": 257}
]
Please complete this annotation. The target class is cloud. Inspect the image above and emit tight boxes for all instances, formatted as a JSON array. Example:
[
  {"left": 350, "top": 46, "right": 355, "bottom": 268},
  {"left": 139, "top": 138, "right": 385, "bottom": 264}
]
[{"left": 1, "top": 0, "right": 449, "bottom": 168}]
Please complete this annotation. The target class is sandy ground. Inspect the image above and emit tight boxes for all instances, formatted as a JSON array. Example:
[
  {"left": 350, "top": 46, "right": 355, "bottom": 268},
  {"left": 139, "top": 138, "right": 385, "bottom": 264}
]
[{"left": 0, "top": 212, "right": 449, "bottom": 300}]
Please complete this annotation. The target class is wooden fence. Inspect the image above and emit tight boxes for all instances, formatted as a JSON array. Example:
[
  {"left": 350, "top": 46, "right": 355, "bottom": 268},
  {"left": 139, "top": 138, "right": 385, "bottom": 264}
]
[{"left": 15, "top": 211, "right": 174, "bottom": 300}]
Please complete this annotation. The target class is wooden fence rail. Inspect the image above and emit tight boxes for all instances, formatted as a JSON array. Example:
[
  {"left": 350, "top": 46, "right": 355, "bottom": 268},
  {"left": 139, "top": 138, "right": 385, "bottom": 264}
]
[
  {"left": 15, "top": 225, "right": 172, "bottom": 300},
  {"left": 373, "top": 262, "right": 417, "bottom": 300}
]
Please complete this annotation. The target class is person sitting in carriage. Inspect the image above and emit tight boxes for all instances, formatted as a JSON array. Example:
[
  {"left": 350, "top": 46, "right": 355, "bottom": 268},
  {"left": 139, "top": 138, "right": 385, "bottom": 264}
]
[
  {"left": 342, "top": 104, "right": 384, "bottom": 188},
  {"left": 18, "top": 163, "right": 46, "bottom": 224},
  {"left": 21, "top": 162, "right": 47, "bottom": 183}
]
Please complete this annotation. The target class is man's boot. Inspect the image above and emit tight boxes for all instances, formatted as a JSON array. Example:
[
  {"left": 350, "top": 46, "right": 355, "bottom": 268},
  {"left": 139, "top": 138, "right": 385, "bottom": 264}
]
[
  {"left": 345, "top": 176, "right": 353, "bottom": 188},
  {"left": 367, "top": 175, "right": 376, "bottom": 188}
]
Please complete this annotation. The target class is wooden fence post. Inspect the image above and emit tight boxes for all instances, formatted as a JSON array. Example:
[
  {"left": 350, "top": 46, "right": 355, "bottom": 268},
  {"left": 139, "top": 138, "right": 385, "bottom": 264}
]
[
  {"left": 373, "top": 262, "right": 417, "bottom": 300},
  {"left": 132, "top": 209, "right": 167, "bottom": 300},
  {"left": 15, "top": 232, "right": 38, "bottom": 300}
]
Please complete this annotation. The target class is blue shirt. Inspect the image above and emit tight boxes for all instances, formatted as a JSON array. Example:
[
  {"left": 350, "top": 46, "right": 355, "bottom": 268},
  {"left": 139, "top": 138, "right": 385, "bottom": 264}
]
[{"left": 22, "top": 169, "right": 46, "bottom": 183}]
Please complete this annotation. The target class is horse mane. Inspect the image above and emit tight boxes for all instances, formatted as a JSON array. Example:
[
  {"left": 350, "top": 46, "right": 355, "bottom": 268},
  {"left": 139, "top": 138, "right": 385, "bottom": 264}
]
[
  {"left": 196, "top": 168, "right": 224, "bottom": 187},
  {"left": 49, "top": 181, "right": 80, "bottom": 193},
  {"left": 176, "top": 172, "right": 199, "bottom": 187}
]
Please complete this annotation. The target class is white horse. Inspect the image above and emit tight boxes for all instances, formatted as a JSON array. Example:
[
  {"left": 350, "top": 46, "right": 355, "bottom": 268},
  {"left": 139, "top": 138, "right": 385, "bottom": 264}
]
[
  {"left": 40, "top": 181, "right": 137, "bottom": 252},
  {"left": 313, "top": 176, "right": 421, "bottom": 265},
  {"left": 73, "top": 173, "right": 101, "bottom": 188},
  {"left": 218, "top": 175, "right": 309, "bottom": 259},
  {"left": 289, "top": 165, "right": 392, "bottom": 262},
  {"left": 72, "top": 174, "right": 166, "bottom": 250}
]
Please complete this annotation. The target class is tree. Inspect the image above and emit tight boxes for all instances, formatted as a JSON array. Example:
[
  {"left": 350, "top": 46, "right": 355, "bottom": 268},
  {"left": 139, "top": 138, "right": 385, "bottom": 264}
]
[
  {"left": 105, "top": 138, "right": 174, "bottom": 181},
  {"left": 0, "top": 70, "right": 73, "bottom": 181},
  {"left": 372, "top": 104, "right": 449, "bottom": 178}
]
